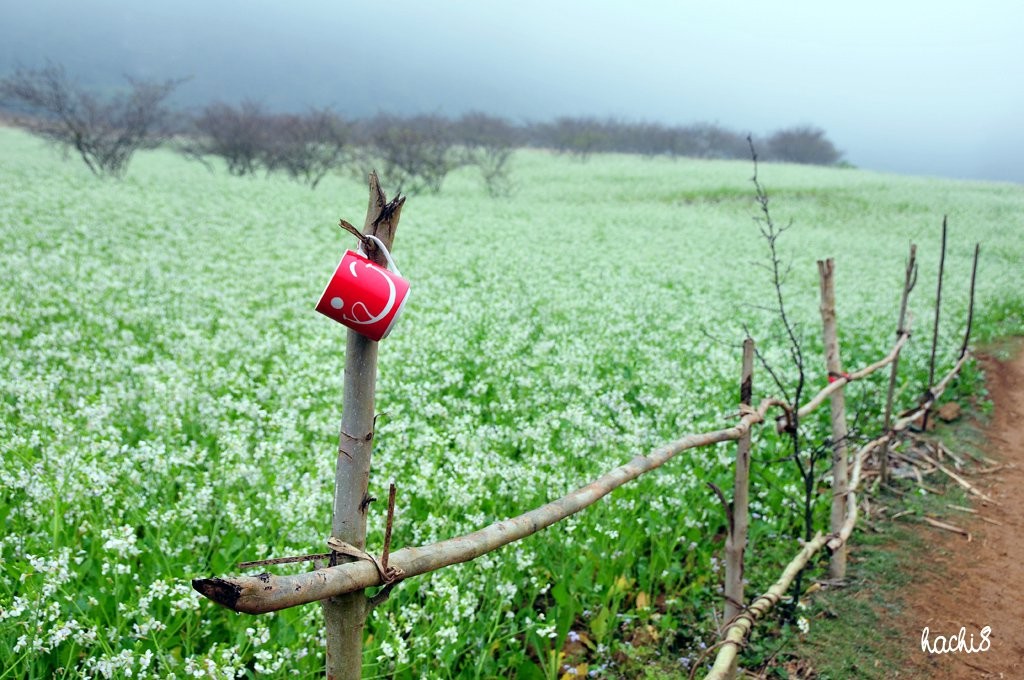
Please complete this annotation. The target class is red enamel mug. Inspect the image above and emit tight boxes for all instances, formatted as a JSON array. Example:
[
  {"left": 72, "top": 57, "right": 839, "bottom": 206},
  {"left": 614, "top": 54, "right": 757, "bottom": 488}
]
[{"left": 315, "top": 236, "right": 410, "bottom": 341}]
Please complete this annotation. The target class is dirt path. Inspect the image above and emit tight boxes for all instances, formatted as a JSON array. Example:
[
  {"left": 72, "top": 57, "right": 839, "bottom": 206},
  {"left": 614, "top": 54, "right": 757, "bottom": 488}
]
[{"left": 899, "top": 343, "right": 1024, "bottom": 678}]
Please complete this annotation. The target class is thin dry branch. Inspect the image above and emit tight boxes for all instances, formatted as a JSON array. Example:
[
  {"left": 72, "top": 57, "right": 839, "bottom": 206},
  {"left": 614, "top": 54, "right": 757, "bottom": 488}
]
[
  {"left": 914, "top": 448, "right": 998, "bottom": 505},
  {"left": 882, "top": 243, "right": 918, "bottom": 484},
  {"left": 936, "top": 442, "right": 966, "bottom": 468},
  {"left": 890, "top": 451, "right": 936, "bottom": 475},
  {"left": 921, "top": 516, "right": 970, "bottom": 538},
  {"left": 947, "top": 504, "right": 1003, "bottom": 526}
]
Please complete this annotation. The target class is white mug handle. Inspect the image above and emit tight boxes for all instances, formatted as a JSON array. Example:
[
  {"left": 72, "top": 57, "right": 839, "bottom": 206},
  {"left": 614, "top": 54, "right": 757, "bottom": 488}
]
[{"left": 357, "top": 235, "right": 403, "bottom": 278}]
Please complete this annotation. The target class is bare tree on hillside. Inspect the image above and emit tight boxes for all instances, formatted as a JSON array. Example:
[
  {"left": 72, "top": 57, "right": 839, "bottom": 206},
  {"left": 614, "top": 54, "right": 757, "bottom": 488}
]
[
  {"left": 0, "top": 62, "right": 182, "bottom": 178},
  {"left": 674, "top": 123, "right": 750, "bottom": 159},
  {"left": 765, "top": 125, "right": 843, "bottom": 165},
  {"left": 628, "top": 122, "right": 677, "bottom": 157},
  {"left": 180, "top": 100, "right": 270, "bottom": 176},
  {"left": 532, "top": 117, "right": 611, "bottom": 160},
  {"left": 362, "top": 113, "right": 459, "bottom": 195},
  {"left": 262, "top": 108, "right": 349, "bottom": 189},
  {"left": 453, "top": 111, "right": 518, "bottom": 196}
]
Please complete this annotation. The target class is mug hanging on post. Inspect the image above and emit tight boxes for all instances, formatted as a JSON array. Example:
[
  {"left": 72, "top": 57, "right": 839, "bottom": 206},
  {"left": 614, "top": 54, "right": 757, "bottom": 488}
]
[{"left": 315, "top": 235, "right": 410, "bottom": 341}]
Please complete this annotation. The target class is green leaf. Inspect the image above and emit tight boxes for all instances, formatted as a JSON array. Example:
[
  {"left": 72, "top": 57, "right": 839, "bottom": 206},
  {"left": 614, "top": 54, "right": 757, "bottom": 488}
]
[
  {"left": 516, "top": 659, "right": 547, "bottom": 680},
  {"left": 590, "top": 607, "right": 609, "bottom": 643}
]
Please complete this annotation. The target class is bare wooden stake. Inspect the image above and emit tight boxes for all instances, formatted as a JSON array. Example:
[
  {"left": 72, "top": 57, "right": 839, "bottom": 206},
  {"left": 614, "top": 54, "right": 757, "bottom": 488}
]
[
  {"left": 382, "top": 483, "right": 396, "bottom": 571},
  {"left": 323, "top": 172, "right": 404, "bottom": 680},
  {"left": 924, "top": 216, "right": 947, "bottom": 430},
  {"left": 722, "top": 338, "right": 754, "bottom": 679},
  {"left": 948, "top": 504, "right": 976, "bottom": 513},
  {"left": 724, "top": 340, "right": 754, "bottom": 626},
  {"left": 960, "top": 243, "right": 980, "bottom": 359},
  {"left": 817, "top": 259, "right": 849, "bottom": 580},
  {"left": 881, "top": 243, "right": 917, "bottom": 484}
]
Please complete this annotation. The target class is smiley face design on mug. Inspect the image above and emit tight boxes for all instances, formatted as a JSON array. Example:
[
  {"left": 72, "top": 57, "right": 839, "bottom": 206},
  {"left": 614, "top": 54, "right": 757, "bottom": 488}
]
[{"left": 316, "top": 241, "right": 410, "bottom": 341}]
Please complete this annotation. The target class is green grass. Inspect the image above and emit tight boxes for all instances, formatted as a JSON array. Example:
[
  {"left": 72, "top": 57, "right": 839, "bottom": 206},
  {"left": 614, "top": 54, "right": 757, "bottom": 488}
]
[
  {"left": 1, "top": 126, "right": 1022, "bottom": 678},
  {"left": 787, "top": 526, "right": 926, "bottom": 679}
]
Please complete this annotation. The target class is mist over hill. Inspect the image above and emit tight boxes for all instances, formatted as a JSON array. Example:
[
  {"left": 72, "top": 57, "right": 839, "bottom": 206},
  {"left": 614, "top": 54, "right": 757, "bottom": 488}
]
[{"left": 2, "top": 0, "right": 1021, "bottom": 183}]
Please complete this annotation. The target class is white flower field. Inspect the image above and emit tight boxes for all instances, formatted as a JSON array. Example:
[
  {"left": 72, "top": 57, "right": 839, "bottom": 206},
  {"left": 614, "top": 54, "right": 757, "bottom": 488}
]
[{"left": 1, "top": 126, "right": 1022, "bottom": 678}]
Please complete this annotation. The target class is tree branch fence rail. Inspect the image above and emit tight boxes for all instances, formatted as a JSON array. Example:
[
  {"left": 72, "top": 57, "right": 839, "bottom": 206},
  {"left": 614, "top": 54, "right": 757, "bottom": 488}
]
[{"left": 189, "top": 182, "right": 981, "bottom": 679}]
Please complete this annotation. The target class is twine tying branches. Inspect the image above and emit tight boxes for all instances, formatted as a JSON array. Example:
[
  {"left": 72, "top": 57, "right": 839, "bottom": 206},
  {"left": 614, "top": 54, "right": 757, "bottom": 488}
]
[
  {"left": 328, "top": 482, "right": 404, "bottom": 586},
  {"left": 326, "top": 538, "right": 392, "bottom": 580},
  {"left": 239, "top": 483, "right": 406, "bottom": 594}
]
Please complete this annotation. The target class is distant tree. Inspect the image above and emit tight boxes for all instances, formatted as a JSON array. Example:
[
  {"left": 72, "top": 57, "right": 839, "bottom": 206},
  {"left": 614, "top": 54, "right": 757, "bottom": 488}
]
[
  {"left": 0, "top": 62, "right": 182, "bottom": 178},
  {"left": 180, "top": 100, "right": 270, "bottom": 176},
  {"left": 675, "top": 123, "right": 750, "bottom": 159},
  {"left": 532, "top": 117, "right": 611, "bottom": 160},
  {"left": 361, "top": 113, "right": 459, "bottom": 195},
  {"left": 629, "top": 122, "right": 677, "bottom": 157},
  {"left": 764, "top": 125, "right": 843, "bottom": 165},
  {"left": 452, "top": 112, "right": 519, "bottom": 196},
  {"left": 523, "top": 118, "right": 756, "bottom": 161},
  {"left": 262, "top": 108, "right": 349, "bottom": 189}
]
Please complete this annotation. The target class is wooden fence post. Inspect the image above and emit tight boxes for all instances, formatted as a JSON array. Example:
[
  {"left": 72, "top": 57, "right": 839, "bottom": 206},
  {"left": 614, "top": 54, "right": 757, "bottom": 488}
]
[
  {"left": 724, "top": 339, "right": 754, "bottom": 623},
  {"left": 723, "top": 337, "right": 754, "bottom": 679},
  {"left": 881, "top": 244, "right": 917, "bottom": 484},
  {"left": 923, "top": 217, "right": 947, "bottom": 430},
  {"left": 959, "top": 243, "right": 980, "bottom": 359},
  {"left": 323, "top": 173, "right": 404, "bottom": 680},
  {"left": 817, "top": 259, "right": 848, "bottom": 580}
]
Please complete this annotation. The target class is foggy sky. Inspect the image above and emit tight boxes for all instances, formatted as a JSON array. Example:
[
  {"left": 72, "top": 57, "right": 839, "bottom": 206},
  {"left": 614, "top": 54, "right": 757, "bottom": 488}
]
[{"left": 2, "top": 0, "right": 1022, "bottom": 183}]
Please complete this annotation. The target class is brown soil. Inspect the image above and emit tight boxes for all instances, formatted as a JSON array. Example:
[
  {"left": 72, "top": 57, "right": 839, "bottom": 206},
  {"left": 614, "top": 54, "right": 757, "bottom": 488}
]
[{"left": 898, "top": 342, "right": 1024, "bottom": 678}]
